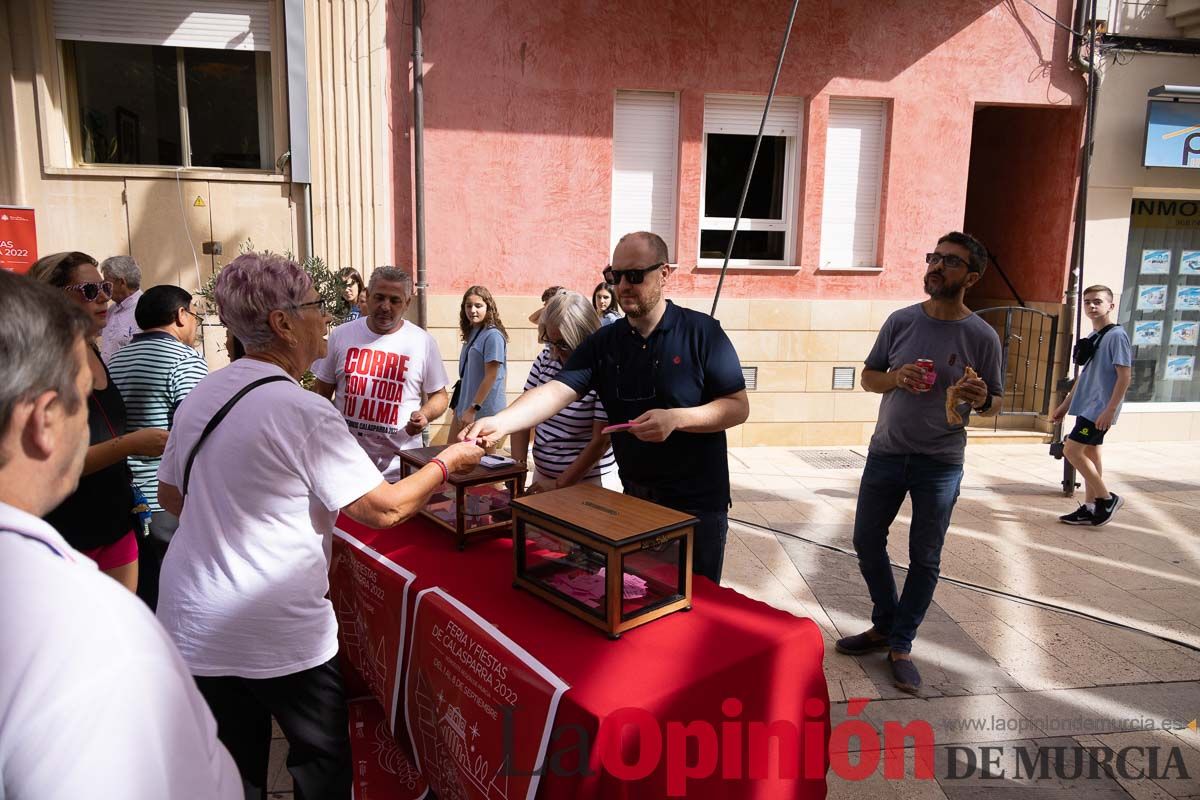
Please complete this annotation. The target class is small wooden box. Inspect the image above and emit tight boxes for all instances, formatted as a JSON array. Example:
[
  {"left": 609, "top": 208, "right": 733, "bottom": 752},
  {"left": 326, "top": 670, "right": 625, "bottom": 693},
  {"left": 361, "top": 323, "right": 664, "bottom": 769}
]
[
  {"left": 510, "top": 484, "right": 695, "bottom": 638},
  {"left": 398, "top": 445, "right": 527, "bottom": 549}
]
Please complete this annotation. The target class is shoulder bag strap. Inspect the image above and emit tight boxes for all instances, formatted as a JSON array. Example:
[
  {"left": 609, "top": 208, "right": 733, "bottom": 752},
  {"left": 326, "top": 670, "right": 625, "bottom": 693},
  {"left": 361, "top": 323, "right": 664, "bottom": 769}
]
[{"left": 182, "top": 376, "right": 291, "bottom": 497}]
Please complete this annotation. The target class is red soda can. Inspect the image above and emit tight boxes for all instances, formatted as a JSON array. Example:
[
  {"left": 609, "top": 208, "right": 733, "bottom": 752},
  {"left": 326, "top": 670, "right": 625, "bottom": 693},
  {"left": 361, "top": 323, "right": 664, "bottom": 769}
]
[{"left": 915, "top": 358, "right": 936, "bottom": 386}]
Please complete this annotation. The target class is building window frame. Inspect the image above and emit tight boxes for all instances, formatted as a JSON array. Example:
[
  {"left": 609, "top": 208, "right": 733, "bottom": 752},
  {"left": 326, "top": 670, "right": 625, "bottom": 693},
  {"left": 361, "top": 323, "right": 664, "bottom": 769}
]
[
  {"left": 697, "top": 94, "right": 802, "bottom": 270},
  {"left": 29, "top": 1, "right": 288, "bottom": 182}
]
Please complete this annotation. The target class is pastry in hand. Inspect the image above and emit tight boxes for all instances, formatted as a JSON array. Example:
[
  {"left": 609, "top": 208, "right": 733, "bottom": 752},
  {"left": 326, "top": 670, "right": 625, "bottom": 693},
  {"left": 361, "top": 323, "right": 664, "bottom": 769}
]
[{"left": 945, "top": 366, "right": 979, "bottom": 426}]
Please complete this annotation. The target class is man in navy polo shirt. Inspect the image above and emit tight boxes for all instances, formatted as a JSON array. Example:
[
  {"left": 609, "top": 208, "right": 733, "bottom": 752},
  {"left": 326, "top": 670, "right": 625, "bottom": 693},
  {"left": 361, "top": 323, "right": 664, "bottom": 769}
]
[{"left": 462, "top": 231, "right": 749, "bottom": 583}]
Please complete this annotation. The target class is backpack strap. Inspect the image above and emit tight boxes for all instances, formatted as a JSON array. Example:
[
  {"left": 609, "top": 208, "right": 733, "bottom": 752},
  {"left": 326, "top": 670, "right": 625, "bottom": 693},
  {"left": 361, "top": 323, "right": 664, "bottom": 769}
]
[{"left": 182, "top": 376, "right": 291, "bottom": 497}]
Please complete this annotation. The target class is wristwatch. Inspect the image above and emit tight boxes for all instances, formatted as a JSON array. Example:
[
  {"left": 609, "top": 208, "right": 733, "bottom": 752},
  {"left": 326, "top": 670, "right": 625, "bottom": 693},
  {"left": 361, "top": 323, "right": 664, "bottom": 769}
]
[
  {"left": 973, "top": 394, "right": 993, "bottom": 414},
  {"left": 471, "top": 403, "right": 483, "bottom": 412}
]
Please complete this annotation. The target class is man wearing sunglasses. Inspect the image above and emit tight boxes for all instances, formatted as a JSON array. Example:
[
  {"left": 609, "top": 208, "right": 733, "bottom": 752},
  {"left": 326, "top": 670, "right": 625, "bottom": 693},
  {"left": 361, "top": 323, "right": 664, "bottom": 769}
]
[
  {"left": 835, "top": 231, "right": 1003, "bottom": 695},
  {"left": 99, "top": 255, "right": 144, "bottom": 364},
  {"left": 462, "top": 231, "right": 749, "bottom": 584}
]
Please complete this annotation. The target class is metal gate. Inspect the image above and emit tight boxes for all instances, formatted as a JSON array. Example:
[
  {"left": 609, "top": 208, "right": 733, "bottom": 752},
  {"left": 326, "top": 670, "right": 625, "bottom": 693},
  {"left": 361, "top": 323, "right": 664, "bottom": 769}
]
[{"left": 973, "top": 306, "right": 1059, "bottom": 418}]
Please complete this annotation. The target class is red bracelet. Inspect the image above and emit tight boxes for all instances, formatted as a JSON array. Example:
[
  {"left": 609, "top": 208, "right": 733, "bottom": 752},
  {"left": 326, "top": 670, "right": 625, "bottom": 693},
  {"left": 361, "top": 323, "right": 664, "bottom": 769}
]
[{"left": 430, "top": 457, "right": 449, "bottom": 483}]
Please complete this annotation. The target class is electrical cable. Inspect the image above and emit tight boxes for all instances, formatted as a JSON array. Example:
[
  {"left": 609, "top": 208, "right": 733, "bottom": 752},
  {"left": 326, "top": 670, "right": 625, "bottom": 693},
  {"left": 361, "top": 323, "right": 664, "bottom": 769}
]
[
  {"left": 729, "top": 515, "right": 1200, "bottom": 655},
  {"left": 710, "top": 0, "right": 801, "bottom": 318},
  {"left": 1015, "top": 0, "right": 1085, "bottom": 38}
]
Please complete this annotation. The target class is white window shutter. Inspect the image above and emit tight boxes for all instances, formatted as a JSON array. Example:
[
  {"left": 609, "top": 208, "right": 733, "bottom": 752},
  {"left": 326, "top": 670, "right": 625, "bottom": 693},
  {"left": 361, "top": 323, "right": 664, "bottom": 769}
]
[
  {"left": 610, "top": 91, "right": 678, "bottom": 260},
  {"left": 55, "top": 0, "right": 271, "bottom": 52},
  {"left": 703, "top": 94, "right": 801, "bottom": 137},
  {"left": 819, "top": 99, "right": 886, "bottom": 269}
]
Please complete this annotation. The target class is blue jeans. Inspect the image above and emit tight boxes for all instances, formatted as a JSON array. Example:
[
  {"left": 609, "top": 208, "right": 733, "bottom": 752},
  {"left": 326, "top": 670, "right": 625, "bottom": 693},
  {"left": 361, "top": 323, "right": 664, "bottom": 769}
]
[
  {"left": 852, "top": 453, "right": 963, "bottom": 654},
  {"left": 623, "top": 482, "right": 729, "bottom": 585}
]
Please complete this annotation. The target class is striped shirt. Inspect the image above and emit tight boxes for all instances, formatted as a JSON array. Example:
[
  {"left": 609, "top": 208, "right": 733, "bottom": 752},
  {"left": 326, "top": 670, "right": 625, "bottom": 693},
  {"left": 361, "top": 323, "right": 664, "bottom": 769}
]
[
  {"left": 108, "top": 332, "right": 208, "bottom": 512},
  {"left": 524, "top": 349, "right": 615, "bottom": 479}
]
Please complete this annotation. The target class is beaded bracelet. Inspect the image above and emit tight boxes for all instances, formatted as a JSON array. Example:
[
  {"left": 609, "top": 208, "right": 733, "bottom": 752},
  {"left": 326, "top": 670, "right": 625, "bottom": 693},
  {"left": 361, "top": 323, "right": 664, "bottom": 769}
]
[{"left": 430, "top": 457, "right": 449, "bottom": 484}]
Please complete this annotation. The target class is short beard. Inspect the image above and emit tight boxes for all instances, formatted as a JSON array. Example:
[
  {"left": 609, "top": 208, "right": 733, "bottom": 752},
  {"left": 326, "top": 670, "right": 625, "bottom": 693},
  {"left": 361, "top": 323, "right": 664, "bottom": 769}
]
[
  {"left": 924, "top": 276, "right": 962, "bottom": 300},
  {"left": 622, "top": 284, "right": 662, "bottom": 319}
]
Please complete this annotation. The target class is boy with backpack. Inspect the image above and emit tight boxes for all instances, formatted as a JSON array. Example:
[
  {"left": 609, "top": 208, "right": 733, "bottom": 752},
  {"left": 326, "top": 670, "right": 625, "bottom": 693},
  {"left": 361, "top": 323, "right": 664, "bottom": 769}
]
[{"left": 1052, "top": 285, "right": 1132, "bottom": 526}]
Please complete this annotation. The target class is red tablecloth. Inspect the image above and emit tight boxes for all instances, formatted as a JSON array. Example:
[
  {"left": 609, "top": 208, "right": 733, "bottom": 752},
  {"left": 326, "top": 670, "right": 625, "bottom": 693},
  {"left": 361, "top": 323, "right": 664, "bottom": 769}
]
[{"left": 332, "top": 514, "right": 829, "bottom": 799}]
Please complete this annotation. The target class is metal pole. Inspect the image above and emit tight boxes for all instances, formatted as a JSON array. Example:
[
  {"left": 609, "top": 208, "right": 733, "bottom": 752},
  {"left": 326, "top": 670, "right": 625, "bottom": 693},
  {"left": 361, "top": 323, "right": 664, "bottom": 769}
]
[
  {"left": 1059, "top": 0, "right": 1100, "bottom": 496},
  {"left": 710, "top": 0, "right": 801, "bottom": 318},
  {"left": 412, "top": 0, "right": 428, "bottom": 328}
]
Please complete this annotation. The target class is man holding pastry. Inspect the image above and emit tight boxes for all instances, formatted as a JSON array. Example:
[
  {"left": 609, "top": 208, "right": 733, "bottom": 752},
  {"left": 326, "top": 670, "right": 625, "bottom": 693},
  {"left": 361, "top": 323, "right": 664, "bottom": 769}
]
[{"left": 835, "top": 232, "right": 1003, "bottom": 693}]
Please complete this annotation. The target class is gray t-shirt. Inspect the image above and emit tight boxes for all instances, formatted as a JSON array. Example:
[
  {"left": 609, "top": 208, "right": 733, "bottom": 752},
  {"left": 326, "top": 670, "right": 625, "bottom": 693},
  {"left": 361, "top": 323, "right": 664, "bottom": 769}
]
[
  {"left": 864, "top": 303, "right": 1004, "bottom": 464},
  {"left": 1068, "top": 325, "right": 1131, "bottom": 423}
]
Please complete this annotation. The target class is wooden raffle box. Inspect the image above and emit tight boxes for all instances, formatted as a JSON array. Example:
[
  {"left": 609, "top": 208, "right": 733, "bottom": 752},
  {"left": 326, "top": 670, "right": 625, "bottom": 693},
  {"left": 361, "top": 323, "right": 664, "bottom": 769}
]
[
  {"left": 510, "top": 484, "right": 695, "bottom": 638},
  {"left": 398, "top": 445, "right": 527, "bottom": 549}
]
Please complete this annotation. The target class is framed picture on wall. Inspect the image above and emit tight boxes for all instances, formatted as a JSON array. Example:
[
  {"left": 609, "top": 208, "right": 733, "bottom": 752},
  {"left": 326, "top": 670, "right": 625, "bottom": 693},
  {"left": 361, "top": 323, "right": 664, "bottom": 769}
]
[{"left": 1140, "top": 249, "right": 1171, "bottom": 274}]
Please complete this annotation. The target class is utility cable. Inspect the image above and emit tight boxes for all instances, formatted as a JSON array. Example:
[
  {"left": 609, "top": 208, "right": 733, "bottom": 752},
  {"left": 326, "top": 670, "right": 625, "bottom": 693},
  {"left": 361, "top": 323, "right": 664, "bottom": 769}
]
[
  {"left": 709, "top": 0, "right": 800, "bottom": 318},
  {"left": 1015, "top": 0, "right": 1085, "bottom": 38},
  {"left": 729, "top": 515, "right": 1200, "bottom": 655}
]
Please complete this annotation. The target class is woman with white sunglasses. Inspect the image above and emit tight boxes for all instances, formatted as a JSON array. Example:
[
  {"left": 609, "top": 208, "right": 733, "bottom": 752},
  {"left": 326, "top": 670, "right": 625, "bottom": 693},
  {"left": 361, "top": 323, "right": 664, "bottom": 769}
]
[{"left": 27, "top": 251, "right": 169, "bottom": 590}]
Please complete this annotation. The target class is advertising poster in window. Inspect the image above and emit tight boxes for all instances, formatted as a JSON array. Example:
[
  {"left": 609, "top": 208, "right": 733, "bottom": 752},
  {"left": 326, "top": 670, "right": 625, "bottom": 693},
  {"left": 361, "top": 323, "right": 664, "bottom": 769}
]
[
  {"left": 1167, "top": 356, "right": 1195, "bottom": 381},
  {"left": 1140, "top": 249, "right": 1172, "bottom": 274},
  {"left": 1171, "top": 322, "right": 1199, "bottom": 346},
  {"left": 1134, "top": 321, "right": 1164, "bottom": 346},
  {"left": 1177, "top": 286, "right": 1200, "bottom": 311},
  {"left": 1183, "top": 251, "right": 1200, "bottom": 275},
  {"left": 1138, "top": 285, "right": 1168, "bottom": 311}
]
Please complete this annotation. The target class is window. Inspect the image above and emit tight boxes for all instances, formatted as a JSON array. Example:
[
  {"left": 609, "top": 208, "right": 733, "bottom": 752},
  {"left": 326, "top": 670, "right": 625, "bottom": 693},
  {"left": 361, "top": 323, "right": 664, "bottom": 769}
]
[
  {"left": 699, "top": 94, "right": 802, "bottom": 267},
  {"left": 819, "top": 98, "right": 887, "bottom": 269},
  {"left": 1118, "top": 198, "right": 1200, "bottom": 403},
  {"left": 55, "top": 0, "right": 273, "bottom": 170},
  {"left": 611, "top": 91, "right": 679, "bottom": 260}
]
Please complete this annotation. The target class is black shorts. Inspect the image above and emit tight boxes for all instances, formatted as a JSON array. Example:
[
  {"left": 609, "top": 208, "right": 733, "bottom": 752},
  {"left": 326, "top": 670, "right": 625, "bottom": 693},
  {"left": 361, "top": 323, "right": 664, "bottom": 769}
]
[{"left": 1068, "top": 416, "right": 1107, "bottom": 446}]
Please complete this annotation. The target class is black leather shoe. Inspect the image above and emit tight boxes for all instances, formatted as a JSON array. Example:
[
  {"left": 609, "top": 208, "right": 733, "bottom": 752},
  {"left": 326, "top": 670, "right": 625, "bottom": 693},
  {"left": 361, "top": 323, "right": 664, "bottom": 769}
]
[{"left": 835, "top": 630, "right": 890, "bottom": 655}]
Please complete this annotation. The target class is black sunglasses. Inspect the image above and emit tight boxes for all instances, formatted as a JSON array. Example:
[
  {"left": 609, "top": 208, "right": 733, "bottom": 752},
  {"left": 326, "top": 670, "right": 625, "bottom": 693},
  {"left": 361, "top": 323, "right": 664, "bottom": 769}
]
[
  {"left": 603, "top": 262, "right": 666, "bottom": 286},
  {"left": 925, "top": 252, "right": 972, "bottom": 270},
  {"left": 64, "top": 281, "right": 114, "bottom": 302}
]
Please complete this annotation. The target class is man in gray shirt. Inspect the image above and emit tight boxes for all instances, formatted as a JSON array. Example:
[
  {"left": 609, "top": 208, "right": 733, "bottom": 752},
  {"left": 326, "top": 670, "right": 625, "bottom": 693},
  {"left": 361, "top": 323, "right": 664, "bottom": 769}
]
[{"left": 835, "top": 231, "right": 1003, "bottom": 694}]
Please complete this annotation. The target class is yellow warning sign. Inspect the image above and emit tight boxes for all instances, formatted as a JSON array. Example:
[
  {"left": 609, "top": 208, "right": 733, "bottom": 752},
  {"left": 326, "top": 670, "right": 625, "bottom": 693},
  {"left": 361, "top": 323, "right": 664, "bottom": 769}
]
[{"left": 193, "top": 196, "right": 206, "bottom": 208}]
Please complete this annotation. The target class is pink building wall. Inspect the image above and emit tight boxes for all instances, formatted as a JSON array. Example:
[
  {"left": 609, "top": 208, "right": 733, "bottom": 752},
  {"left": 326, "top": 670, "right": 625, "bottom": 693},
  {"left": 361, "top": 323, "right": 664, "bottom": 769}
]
[{"left": 387, "top": 0, "right": 1085, "bottom": 301}]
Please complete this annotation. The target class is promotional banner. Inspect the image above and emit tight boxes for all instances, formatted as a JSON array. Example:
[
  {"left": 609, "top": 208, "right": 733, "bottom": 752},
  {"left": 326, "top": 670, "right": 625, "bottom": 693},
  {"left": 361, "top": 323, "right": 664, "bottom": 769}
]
[
  {"left": 404, "top": 587, "right": 569, "bottom": 800},
  {"left": 350, "top": 698, "right": 429, "bottom": 800},
  {"left": 332, "top": 529, "right": 417, "bottom": 732},
  {"left": 0, "top": 207, "right": 37, "bottom": 273}
]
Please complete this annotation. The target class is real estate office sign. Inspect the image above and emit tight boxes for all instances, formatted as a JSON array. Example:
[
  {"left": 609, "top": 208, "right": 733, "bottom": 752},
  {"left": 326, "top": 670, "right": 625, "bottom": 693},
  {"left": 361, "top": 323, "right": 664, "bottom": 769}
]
[{"left": 1144, "top": 101, "right": 1200, "bottom": 168}]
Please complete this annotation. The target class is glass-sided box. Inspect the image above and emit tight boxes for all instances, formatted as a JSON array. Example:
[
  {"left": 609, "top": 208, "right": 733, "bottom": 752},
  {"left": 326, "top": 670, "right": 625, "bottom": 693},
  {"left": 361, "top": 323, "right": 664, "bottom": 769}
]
[
  {"left": 511, "top": 484, "right": 696, "bottom": 638},
  {"left": 398, "top": 445, "right": 527, "bottom": 549}
]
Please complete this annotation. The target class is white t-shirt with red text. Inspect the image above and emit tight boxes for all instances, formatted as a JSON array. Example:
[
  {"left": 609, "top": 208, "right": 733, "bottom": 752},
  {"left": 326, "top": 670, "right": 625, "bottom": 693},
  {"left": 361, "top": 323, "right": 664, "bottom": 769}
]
[{"left": 312, "top": 318, "right": 449, "bottom": 480}]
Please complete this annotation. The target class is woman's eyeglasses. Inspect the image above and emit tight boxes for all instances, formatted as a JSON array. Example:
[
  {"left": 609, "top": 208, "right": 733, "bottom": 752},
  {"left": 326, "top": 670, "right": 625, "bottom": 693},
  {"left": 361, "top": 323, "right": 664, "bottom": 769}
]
[
  {"left": 540, "top": 335, "right": 571, "bottom": 355},
  {"left": 63, "top": 281, "right": 113, "bottom": 302},
  {"left": 603, "top": 262, "right": 665, "bottom": 286},
  {"left": 287, "top": 298, "right": 328, "bottom": 314}
]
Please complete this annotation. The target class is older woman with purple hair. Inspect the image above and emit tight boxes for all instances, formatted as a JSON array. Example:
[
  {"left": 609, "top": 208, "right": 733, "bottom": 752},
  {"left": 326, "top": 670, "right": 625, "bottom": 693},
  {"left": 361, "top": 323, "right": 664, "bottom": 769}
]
[{"left": 155, "top": 252, "right": 482, "bottom": 799}]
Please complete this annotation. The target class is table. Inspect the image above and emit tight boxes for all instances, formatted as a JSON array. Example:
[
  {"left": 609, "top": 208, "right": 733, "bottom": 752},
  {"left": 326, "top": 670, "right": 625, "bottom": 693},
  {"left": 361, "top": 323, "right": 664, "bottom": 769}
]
[{"left": 331, "top": 513, "right": 829, "bottom": 799}]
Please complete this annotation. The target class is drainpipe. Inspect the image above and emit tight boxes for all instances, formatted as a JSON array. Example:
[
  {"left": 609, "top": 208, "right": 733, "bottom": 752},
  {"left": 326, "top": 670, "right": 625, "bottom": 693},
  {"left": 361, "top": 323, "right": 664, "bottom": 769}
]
[
  {"left": 1056, "top": 0, "right": 1100, "bottom": 495},
  {"left": 412, "top": 0, "right": 428, "bottom": 328}
]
